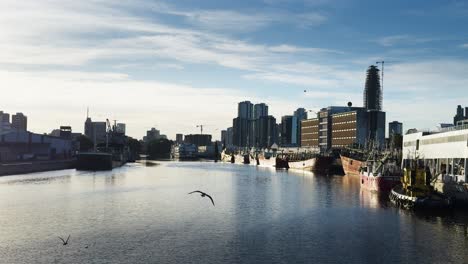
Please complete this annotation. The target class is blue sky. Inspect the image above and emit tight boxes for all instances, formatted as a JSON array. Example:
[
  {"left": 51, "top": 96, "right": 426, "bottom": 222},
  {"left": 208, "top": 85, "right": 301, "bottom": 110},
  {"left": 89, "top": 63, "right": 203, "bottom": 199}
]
[{"left": 1, "top": 0, "right": 468, "bottom": 139}]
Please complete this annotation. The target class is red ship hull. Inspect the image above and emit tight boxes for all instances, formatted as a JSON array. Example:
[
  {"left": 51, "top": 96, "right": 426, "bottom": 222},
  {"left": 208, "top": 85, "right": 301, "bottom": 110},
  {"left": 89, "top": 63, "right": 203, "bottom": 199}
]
[
  {"left": 360, "top": 173, "right": 400, "bottom": 193},
  {"left": 340, "top": 154, "right": 364, "bottom": 177}
]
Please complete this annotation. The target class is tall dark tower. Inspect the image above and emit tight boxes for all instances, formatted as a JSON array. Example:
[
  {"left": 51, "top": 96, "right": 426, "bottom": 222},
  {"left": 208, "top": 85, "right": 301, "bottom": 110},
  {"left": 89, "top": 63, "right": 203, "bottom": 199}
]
[{"left": 363, "top": 65, "right": 382, "bottom": 111}]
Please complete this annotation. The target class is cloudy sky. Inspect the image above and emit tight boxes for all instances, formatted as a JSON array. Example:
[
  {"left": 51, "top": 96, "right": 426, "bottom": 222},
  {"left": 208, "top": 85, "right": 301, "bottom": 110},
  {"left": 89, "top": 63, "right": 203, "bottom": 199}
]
[{"left": 1, "top": 0, "right": 468, "bottom": 140}]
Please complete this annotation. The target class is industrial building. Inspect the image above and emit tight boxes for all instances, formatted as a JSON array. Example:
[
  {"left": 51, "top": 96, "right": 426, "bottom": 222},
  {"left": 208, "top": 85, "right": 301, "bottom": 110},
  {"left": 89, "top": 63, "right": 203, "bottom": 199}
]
[{"left": 403, "top": 125, "right": 468, "bottom": 183}]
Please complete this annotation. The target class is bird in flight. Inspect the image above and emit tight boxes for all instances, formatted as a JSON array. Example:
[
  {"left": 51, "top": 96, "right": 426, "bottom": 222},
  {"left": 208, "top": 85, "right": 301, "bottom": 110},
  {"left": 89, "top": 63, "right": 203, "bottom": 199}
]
[
  {"left": 58, "top": 235, "right": 71, "bottom": 245},
  {"left": 188, "top": 190, "right": 215, "bottom": 206}
]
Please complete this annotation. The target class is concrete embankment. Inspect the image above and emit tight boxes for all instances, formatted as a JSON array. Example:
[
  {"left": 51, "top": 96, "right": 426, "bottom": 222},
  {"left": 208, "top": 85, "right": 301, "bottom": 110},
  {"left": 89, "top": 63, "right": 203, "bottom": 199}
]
[{"left": 0, "top": 159, "right": 76, "bottom": 176}]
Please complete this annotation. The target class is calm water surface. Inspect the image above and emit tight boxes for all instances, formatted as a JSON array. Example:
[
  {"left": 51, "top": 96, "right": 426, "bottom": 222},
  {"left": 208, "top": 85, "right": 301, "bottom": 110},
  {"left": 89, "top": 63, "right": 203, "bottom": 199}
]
[{"left": 1, "top": 161, "right": 467, "bottom": 263}]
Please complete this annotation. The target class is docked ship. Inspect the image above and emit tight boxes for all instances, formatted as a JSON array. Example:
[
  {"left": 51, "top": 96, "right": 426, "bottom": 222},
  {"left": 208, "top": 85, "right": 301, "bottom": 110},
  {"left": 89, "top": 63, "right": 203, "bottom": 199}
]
[
  {"left": 360, "top": 153, "right": 401, "bottom": 192},
  {"left": 389, "top": 160, "right": 452, "bottom": 210},
  {"left": 77, "top": 119, "right": 129, "bottom": 171},
  {"left": 340, "top": 148, "right": 367, "bottom": 177}
]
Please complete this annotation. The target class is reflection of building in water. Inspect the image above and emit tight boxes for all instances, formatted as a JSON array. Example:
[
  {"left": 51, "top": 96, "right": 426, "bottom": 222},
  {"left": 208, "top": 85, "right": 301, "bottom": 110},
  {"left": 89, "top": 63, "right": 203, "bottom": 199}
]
[
  {"left": 403, "top": 125, "right": 468, "bottom": 183},
  {"left": 359, "top": 189, "right": 382, "bottom": 209}
]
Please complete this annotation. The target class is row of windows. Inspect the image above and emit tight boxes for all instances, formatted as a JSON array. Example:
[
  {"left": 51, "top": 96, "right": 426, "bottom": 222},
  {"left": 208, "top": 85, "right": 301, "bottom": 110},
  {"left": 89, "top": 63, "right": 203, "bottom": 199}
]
[
  {"left": 404, "top": 134, "right": 468, "bottom": 147},
  {"left": 332, "top": 136, "right": 356, "bottom": 140},
  {"left": 332, "top": 120, "right": 356, "bottom": 125},
  {"left": 333, "top": 128, "right": 356, "bottom": 132}
]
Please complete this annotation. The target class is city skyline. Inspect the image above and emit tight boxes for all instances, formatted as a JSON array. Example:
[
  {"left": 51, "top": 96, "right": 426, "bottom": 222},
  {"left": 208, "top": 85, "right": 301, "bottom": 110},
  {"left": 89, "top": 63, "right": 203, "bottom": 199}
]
[{"left": 1, "top": 0, "right": 468, "bottom": 139}]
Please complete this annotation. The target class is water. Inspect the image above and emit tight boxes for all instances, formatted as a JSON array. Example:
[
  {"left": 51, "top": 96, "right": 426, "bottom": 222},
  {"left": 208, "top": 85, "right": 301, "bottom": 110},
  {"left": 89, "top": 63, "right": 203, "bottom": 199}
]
[{"left": 1, "top": 161, "right": 467, "bottom": 264}]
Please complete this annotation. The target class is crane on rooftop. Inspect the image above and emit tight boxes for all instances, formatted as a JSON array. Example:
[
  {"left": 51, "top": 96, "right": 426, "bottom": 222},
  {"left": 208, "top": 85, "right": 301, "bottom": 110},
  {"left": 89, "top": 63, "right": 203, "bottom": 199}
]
[{"left": 196, "top": 125, "right": 204, "bottom": 135}]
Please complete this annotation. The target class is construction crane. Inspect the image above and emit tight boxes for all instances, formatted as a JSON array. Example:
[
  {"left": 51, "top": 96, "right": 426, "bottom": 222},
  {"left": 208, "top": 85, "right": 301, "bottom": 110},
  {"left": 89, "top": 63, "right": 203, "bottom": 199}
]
[
  {"left": 196, "top": 125, "right": 204, "bottom": 135},
  {"left": 376, "top": 61, "right": 398, "bottom": 93}
]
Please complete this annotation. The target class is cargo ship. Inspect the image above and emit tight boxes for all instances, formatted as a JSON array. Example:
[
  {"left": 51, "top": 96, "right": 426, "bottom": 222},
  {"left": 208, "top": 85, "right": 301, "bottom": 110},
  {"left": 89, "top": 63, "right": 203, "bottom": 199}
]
[{"left": 360, "top": 153, "right": 401, "bottom": 192}]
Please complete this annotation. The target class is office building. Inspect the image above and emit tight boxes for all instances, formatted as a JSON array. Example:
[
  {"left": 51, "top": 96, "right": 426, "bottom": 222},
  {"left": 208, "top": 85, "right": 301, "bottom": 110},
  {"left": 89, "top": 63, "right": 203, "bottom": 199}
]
[
  {"left": 144, "top": 128, "right": 161, "bottom": 142},
  {"left": 389, "top": 121, "right": 403, "bottom": 137},
  {"left": 294, "top": 108, "right": 308, "bottom": 146},
  {"left": 226, "top": 127, "right": 233, "bottom": 148},
  {"left": 454, "top": 105, "right": 466, "bottom": 125},
  {"left": 256, "top": 115, "right": 278, "bottom": 148},
  {"left": 185, "top": 134, "right": 212, "bottom": 147},
  {"left": 176, "top": 134, "right": 184, "bottom": 144},
  {"left": 254, "top": 103, "right": 268, "bottom": 119},
  {"left": 84, "top": 117, "right": 107, "bottom": 144},
  {"left": 301, "top": 118, "right": 319, "bottom": 148},
  {"left": 0, "top": 111, "right": 11, "bottom": 134},
  {"left": 116, "top": 123, "right": 126, "bottom": 134},
  {"left": 238, "top": 101, "right": 254, "bottom": 119},
  {"left": 363, "top": 65, "right": 382, "bottom": 111},
  {"left": 280, "top": 115, "right": 298, "bottom": 146},
  {"left": 11, "top": 112, "right": 27, "bottom": 131}
]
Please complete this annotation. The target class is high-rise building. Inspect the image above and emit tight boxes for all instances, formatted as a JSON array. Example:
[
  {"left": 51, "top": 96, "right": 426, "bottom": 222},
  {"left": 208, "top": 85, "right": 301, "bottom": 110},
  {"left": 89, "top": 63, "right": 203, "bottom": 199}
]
[
  {"left": 363, "top": 65, "right": 382, "bottom": 111},
  {"left": 84, "top": 117, "right": 106, "bottom": 144},
  {"left": 465, "top": 107, "right": 468, "bottom": 119},
  {"left": 220, "top": 130, "right": 227, "bottom": 145},
  {"left": 0, "top": 111, "right": 9, "bottom": 123},
  {"left": 116, "top": 123, "right": 126, "bottom": 134},
  {"left": 144, "top": 128, "right": 161, "bottom": 142},
  {"left": 256, "top": 115, "right": 278, "bottom": 148},
  {"left": 11, "top": 112, "right": 27, "bottom": 131},
  {"left": 226, "top": 127, "right": 233, "bottom": 148},
  {"left": 238, "top": 101, "right": 254, "bottom": 119},
  {"left": 176, "top": 134, "right": 184, "bottom": 144},
  {"left": 389, "top": 121, "right": 403, "bottom": 137},
  {"left": 0, "top": 111, "right": 11, "bottom": 134},
  {"left": 233, "top": 117, "right": 250, "bottom": 147},
  {"left": 454, "top": 105, "right": 465, "bottom": 125},
  {"left": 294, "top": 108, "right": 308, "bottom": 146},
  {"left": 280, "top": 115, "right": 297, "bottom": 146},
  {"left": 254, "top": 103, "right": 268, "bottom": 119}
]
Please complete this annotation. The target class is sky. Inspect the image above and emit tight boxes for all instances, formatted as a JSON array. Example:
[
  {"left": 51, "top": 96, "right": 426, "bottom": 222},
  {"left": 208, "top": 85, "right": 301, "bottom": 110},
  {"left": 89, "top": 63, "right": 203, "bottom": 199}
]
[{"left": 1, "top": 0, "right": 468, "bottom": 140}]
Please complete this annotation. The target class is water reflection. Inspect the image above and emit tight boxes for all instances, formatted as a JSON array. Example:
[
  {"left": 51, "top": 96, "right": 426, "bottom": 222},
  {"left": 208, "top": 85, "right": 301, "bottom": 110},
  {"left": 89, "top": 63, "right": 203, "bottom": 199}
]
[{"left": 0, "top": 162, "right": 467, "bottom": 263}]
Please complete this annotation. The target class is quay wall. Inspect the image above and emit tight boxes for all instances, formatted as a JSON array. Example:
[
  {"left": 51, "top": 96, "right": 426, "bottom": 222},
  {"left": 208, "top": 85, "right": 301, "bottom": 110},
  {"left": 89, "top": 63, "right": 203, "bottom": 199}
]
[{"left": 0, "top": 159, "right": 76, "bottom": 176}]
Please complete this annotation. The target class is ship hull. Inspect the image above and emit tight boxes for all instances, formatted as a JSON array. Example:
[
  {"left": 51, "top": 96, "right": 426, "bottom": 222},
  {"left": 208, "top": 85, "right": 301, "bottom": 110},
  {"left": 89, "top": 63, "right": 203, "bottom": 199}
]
[
  {"left": 77, "top": 152, "right": 115, "bottom": 171},
  {"left": 360, "top": 173, "right": 400, "bottom": 193},
  {"left": 340, "top": 155, "right": 364, "bottom": 177},
  {"left": 288, "top": 158, "right": 316, "bottom": 170}
]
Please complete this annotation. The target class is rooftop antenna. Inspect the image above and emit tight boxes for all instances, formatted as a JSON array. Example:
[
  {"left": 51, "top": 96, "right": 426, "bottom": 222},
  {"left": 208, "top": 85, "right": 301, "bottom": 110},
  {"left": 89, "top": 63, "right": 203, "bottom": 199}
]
[{"left": 86, "top": 107, "right": 89, "bottom": 119}]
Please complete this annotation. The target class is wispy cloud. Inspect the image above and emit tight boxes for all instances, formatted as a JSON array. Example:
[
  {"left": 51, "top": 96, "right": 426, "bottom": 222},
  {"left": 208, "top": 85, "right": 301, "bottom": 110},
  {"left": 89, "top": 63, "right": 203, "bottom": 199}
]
[
  {"left": 460, "top": 43, "right": 468, "bottom": 49},
  {"left": 376, "top": 34, "right": 433, "bottom": 47}
]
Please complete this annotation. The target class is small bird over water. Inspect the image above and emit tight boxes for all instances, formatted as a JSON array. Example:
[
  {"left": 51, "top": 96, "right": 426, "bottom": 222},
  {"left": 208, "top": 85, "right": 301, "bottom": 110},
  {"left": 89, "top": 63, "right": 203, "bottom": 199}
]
[
  {"left": 58, "top": 235, "right": 71, "bottom": 245},
  {"left": 188, "top": 190, "right": 215, "bottom": 206}
]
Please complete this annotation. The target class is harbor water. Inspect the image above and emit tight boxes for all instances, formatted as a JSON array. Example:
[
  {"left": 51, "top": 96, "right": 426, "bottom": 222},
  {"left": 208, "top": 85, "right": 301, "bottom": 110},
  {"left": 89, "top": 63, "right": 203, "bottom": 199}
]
[{"left": 1, "top": 161, "right": 467, "bottom": 263}]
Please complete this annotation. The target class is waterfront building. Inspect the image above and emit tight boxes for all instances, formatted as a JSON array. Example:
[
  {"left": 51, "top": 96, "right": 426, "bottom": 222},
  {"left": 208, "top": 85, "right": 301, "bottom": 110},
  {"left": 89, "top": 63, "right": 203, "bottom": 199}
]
[
  {"left": 363, "top": 65, "right": 382, "bottom": 111},
  {"left": 11, "top": 112, "right": 27, "bottom": 131},
  {"left": 454, "top": 105, "right": 466, "bottom": 125},
  {"left": 301, "top": 106, "right": 386, "bottom": 151},
  {"left": 301, "top": 118, "right": 319, "bottom": 149},
  {"left": 403, "top": 124, "right": 468, "bottom": 182},
  {"left": 331, "top": 108, "right": 371, "bottom": 148},
  {"left": 59, "top": 126, "right": 72, "bottom": 139},
  {"left": 294, "top": 108, "right": 308, "bottom": 146},
  {"left": 184, "top": 134, "right": 212, "bottom": 147},
  {"left": 0, "top": 130, "right": 72, "bottom": 162},
  {"left": 389, "top": 121, "right": 403, "bottom": 137},
  {"left": 176, "top": 133, "right": 184, "bottom": 144}
]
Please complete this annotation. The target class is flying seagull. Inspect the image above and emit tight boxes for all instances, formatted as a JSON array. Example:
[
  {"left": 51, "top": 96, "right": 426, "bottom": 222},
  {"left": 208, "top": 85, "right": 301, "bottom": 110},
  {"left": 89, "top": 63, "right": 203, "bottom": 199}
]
[
  {"left": 188, "top": 190, "right": 215, "bottom": 206},
  {"left": 58, "top": 235, "right": 71, "bottom": 246}
]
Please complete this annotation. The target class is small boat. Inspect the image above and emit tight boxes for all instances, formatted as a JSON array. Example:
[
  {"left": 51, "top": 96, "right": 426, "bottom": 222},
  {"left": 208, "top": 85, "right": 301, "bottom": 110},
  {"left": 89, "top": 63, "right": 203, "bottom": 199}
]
[
  {"left": 389, "top": 161, "right": 452, "bottom": 210},
  {"left": 360, "top": 153, "right": 401, "bottom": 193}
]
